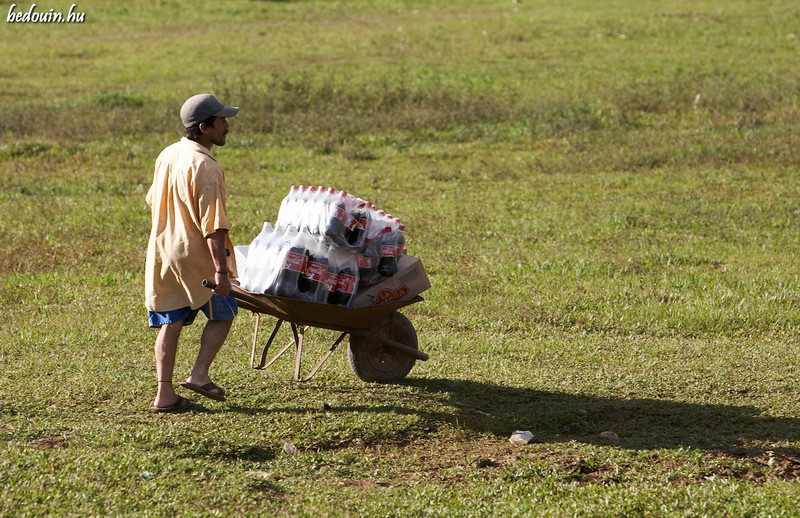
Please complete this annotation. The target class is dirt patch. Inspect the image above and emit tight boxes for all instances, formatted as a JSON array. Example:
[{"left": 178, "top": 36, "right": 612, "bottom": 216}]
[
  {"left": 711, "top": 448, "right": 800, "bottom": 482},
  {"left": 30, "top": 434, "right": 68, "bottom": 451},
  {"left": 382, "top": 437, "right": 800, "bottom": 486},
  {"left": 293, "top": 434, "right": 800, "bottom": 488}
]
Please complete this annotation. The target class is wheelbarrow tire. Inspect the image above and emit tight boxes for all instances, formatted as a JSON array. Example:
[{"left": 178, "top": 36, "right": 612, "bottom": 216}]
[{"left": 348, "top": 312, "right": 418, "bottom": 383}]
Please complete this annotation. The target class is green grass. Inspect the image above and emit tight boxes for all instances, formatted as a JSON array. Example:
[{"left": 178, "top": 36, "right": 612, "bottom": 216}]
[{"left": 3, "top": 0, "right": 800, "bottom": 515}]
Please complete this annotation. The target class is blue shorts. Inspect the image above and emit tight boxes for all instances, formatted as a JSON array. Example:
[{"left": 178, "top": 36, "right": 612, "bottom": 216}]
[{"left": 148, "top": 295, "right": 238, "bottom": 328}]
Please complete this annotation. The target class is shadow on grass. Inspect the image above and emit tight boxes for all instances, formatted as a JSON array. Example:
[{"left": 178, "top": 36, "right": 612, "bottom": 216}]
[
  {"left": 228, "top": 378, "right": 799, "bottom": 454},
  {"left": 393, "top": 378, "right": 800, "bottom": 454},
  {"left": 218, "top": 377, "right": 800, "bottom": 455}
]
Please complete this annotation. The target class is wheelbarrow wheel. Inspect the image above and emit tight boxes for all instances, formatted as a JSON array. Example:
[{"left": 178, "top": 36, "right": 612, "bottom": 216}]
[{"left": 348, "top": 312, "right": 418, "bottom": 383}]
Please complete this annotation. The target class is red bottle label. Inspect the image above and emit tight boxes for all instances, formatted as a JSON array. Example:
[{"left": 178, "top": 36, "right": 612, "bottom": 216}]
[
  {"left": 335, "top": 273, "right": 358, "bottom": 294},
  {"left": 343, "top": 213, "right": 358, "bottom": 230},
  {"left": 328, "top": 205, "right": 345, "bottom": 221},
  {"left": 380, "top": 245, "right": 396, "bottom": 257},
  {"left": 305, "top": 260, "right": 327, "bottom": 281},
  {"left": 282, "top": 251, "right": 307, "bottom": 272},
  {"left": 357, "top": 255, "right": 377, "bottom": 268},
  {"left": 323, "top": 271, "right": 337, "bottom": 291}
]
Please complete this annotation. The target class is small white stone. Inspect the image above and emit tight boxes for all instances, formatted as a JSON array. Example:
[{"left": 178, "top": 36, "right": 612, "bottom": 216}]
[{"left": 509, "top": 430, "right": 534, "bottom": 445}]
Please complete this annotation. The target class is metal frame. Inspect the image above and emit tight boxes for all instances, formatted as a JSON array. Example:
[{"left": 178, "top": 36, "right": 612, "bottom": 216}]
[
  {"left": 248, "top": 312, "right": 428, "bottom": 382},
  {"left": 249, "top": 313, "right": 349, "bottom": 382}
]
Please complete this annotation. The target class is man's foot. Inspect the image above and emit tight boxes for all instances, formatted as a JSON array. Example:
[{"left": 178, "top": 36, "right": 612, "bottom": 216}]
[
  {"left": 150, "top": 396, "right": 195, "bottom": 413},
  {"left": 180, "top": 381, "right": 226, "bottom": 402}
]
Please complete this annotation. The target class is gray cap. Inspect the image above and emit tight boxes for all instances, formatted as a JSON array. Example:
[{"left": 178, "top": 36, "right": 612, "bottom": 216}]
[{"left": 180, "top": 94, "right": 239, "bottom": 128}]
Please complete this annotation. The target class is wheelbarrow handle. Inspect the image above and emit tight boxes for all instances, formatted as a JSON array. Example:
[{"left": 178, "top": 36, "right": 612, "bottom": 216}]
[{"left": 202, "top": 280, "right": 275, "bottom": 314}]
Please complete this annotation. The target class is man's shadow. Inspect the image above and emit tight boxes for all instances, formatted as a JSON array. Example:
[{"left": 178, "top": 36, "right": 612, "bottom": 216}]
[{"left": 387, "top": 378, "right": 800, "bottom": 454}]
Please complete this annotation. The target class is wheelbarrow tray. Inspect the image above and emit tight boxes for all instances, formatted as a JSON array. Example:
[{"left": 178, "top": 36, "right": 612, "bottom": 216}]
[{"left": 231, "top": 285, "right": 423, "bottom": 333}]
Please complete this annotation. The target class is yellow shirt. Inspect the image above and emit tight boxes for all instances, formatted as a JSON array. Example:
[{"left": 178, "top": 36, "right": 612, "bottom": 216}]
[{"left": 145, "top": 138, "right": 237, "bottom": 311}]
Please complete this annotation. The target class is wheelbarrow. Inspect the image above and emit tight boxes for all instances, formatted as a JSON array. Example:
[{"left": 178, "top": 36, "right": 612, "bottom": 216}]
[{"left": 203, "top": 280, "right": 428, "bottom": 383}]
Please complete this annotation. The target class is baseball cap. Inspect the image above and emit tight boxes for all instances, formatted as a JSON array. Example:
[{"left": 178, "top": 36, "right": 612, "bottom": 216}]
[{"left": 180, "top": 94, "right": 239, "bottom": 128}]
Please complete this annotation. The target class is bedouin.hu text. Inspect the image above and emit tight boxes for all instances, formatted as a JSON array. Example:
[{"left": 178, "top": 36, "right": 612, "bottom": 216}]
[{"left": 7, "top": 3, "right": 85, "bottom": 23}]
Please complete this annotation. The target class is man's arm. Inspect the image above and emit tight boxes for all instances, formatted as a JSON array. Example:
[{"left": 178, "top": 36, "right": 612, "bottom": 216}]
[{"left": 206, "top": 230, "right": 232, "bottom": 297}]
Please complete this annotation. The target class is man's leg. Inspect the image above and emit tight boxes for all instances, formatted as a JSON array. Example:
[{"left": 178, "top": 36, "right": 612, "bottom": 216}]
[
  {"left": 154, "top": 321, "right": 184, "bottom": 407},
  {"left": 185, "top": 318, "right": 233, "bottom": 397}
]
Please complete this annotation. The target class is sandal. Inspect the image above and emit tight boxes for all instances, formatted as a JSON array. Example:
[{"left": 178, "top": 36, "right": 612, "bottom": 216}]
[
  {"left": 180, "top": 381, "right": 227, "bottom": 402},
  {"left": 150, "top": 396, "right": 195, "bottom": 413}
]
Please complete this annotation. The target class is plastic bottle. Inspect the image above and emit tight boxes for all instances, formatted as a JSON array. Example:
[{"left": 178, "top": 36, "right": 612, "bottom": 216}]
[
  {"left": 324, "top": 190, "right": 348, "bottom": 244},
  {"left": 293, "top": 185, "right": 309, "bottom": 231},
  {"left": 298, "top": 235, "right": 329, "bottom": 302},
  {"left": 338, "top": 191, "right": 355, "bottom": 245},
  {"left": 309, "top": 185, "right": 328, "bottom": 235},
  {"left": 375, "top": 209, "right": 388, "bottom": 228},
  {"left": 364, "top": 205, "right": 383, "bottom": 243},
  {"left": 275, "top": 186, "right": 298, "bottom": 230},
  {"left": 325, "top": 245, "right": 342, "bottom": 305},
  {"left": 328, "top": 246, "right": 359, "bottom": 307},
  {"left": 392, "top": 218, "right": 406, "bottom": 256},
  {"left": 335, "top": 250, "right": 359, "bottom": 308},
  {"left": 300, "top": 185, "right": 320, "bottom": 234},
  {"left": 319, "top": 244, "right": 338, "bottom": 304},
  {"left": 377, "top": 226, "right": 397, "bottom": 278},
  {"left": 272, "top": 230, "right": 308, "bottom": 299},
  {"left": 265, "top": 227, "right": 296, "bottom": 294},
  {"left": 347, "top": 200, "right": 369, "bottom": 248},
  {"left": 357, "top": 236, "right": 379, "bottom": 286},
  {"left": 241, "top": 222, "right": 275, "bottom": 293},
  {"left": 319, "top": 187, "right": 337, "bottom": 237},
  {"left": 291, "top": 185, "right": 308, "bottom": 231},
  {"left": 275, "top": 186, "right": 295, "bottom": 232}
]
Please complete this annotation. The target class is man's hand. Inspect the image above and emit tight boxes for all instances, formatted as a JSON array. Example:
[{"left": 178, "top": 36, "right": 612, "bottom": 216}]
[{"left": 213, "top": 271, "right": 232, "bottom": 297}]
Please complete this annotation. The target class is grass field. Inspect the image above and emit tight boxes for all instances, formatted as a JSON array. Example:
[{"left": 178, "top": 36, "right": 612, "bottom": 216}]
[{"left": 2, "top": 0, "right": 800, "bottom": 515}]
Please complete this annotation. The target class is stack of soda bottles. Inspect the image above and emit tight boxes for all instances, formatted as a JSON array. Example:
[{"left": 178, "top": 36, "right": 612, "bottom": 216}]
[{"left": 239, "top": 185, "right": 406, "bottom": 308}]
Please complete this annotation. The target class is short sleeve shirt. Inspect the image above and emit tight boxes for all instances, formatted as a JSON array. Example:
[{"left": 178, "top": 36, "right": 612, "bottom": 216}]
[{"left": 145, "top": 138, "right": 237, "bottom": 311}]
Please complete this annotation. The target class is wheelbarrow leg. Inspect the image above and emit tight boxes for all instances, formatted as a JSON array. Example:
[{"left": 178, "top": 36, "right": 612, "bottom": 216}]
[
  {"left": 293, "top": 331, "right": 348, "bottom": 382},
  {"left": 251, "top": 316, "right": 303, "bottom": 371},
  {"left": 291, "top": 323, "right": 304, "bottom": 381},
  {"left": 251, "top": 314, "right": 284, "bottom": 369},
  {"left": 248, "top": 313, "right": 357, "bottom": 382}
]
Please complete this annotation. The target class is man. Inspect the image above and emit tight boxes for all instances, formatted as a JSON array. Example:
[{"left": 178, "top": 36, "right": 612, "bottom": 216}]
[{"left": 145, "top": 94, "right": 239, "bottom": 412}]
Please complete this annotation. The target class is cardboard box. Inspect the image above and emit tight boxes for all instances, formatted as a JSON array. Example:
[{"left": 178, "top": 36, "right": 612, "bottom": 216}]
[{"left": 352, "top": 255, "right": 431, "bottom": 308}]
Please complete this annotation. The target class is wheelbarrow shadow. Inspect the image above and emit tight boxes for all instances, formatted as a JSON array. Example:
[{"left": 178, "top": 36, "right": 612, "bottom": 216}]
[{"left": 390, "top": 377, "right": 800, "bottom": 455}]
